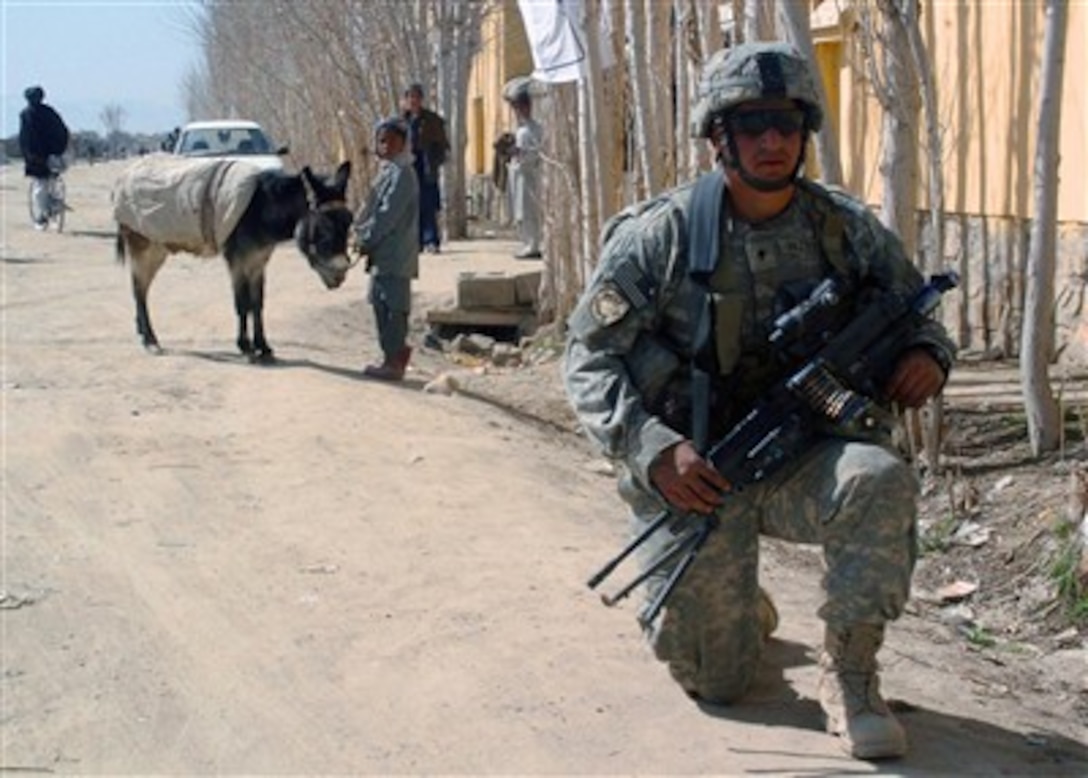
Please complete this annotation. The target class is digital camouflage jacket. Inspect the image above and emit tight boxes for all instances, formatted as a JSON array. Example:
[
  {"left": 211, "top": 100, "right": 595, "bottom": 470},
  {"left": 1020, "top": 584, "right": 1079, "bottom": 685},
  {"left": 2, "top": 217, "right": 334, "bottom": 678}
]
[{"left": 563, "top": 175, "right": 956, "bottom": 493}]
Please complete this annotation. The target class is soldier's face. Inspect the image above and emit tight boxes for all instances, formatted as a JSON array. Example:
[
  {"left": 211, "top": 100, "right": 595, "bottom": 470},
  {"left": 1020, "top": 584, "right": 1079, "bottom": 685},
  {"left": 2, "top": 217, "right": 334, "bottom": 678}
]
[
  {"left": 717, "top": 99, "right": 805, "bottom": 181},
  {"left": 726, "top": 99, "right": 805, "bottom": 177}
]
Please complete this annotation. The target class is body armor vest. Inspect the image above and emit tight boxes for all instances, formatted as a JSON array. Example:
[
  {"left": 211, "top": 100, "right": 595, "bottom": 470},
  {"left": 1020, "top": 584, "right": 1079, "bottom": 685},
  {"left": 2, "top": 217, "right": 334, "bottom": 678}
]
[{"left": 688, "top": 173, "right": 851, "bottom": 423}]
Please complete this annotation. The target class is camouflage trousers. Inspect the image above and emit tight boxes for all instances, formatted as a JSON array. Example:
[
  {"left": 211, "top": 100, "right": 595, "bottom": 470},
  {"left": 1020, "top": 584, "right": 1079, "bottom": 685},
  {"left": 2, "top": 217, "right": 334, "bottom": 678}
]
[{"left": 617, "top": 438, "right": 919, "bottom": 705}]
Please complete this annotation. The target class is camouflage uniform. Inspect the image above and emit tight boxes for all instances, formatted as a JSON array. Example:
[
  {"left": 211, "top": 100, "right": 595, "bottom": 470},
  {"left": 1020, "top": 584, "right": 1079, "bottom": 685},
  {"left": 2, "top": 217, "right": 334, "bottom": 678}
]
[{"left": 563, "top": 47, "right": 956, "bottom": 705}]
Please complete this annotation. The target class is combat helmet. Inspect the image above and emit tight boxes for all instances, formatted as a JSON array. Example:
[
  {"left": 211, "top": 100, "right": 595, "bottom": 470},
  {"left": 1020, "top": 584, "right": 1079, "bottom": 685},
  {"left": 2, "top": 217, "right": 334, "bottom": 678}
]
[{"left": 691, "top": 42, "right": 823, "bottom": 139}]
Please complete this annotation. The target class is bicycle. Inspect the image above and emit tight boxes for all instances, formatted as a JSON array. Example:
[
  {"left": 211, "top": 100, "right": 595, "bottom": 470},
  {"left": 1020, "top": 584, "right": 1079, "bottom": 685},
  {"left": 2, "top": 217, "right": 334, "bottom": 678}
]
[{"left": 28, "top": 154, "right": 68, "bottom": 232}]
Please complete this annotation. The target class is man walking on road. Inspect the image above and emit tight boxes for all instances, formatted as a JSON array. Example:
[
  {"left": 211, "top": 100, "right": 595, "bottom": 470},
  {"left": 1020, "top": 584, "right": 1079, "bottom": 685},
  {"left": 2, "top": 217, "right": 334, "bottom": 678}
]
[
  {"left": 19, "top": 85, "right": 69, "bottom": 230},
  {"left": 563, "top": 42, "right": 955, "bottom": 761}
]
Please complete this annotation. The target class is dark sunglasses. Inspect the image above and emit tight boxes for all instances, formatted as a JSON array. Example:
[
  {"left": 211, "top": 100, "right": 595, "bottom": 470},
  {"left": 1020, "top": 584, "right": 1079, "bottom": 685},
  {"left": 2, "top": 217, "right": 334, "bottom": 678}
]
[{"left": 726, "top": 109, "right": 806, "bottom": 138}]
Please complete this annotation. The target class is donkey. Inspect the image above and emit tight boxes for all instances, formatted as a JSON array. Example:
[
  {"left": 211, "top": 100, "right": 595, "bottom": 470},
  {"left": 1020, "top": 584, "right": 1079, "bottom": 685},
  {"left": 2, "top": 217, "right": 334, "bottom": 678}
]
[{"left": 114, "top": 157, "right": 354, "bottom": 363}]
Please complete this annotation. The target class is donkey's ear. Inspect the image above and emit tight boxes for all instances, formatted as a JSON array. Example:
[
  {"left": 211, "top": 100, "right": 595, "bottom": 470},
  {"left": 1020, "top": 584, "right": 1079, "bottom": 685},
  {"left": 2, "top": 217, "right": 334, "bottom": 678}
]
[
  {"left": 299, "top": 166, "right": 319, "bottom": 203},
  {"left": 335, "top": 160, "right": 351, "bottom": 185}
]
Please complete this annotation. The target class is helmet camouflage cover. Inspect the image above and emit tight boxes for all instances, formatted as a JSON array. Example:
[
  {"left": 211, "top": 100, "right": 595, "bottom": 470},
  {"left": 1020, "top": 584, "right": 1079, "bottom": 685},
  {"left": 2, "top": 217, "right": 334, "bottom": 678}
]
[{"left": 691, "top": 41, "right": 823, "bottom": 138}]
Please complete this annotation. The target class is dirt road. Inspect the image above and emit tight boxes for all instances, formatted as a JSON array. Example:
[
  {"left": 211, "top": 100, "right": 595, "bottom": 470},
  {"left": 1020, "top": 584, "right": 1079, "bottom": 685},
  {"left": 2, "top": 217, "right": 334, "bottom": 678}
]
[{"left": 2, "top": 160, "right": 1085, "bottom": 774}]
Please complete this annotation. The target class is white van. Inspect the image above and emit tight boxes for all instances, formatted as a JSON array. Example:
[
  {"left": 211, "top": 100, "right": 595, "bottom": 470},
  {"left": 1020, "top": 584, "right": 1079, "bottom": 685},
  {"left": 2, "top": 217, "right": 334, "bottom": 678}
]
[{"left": 174, "top": 120, "right": 288, "bottom": 171}]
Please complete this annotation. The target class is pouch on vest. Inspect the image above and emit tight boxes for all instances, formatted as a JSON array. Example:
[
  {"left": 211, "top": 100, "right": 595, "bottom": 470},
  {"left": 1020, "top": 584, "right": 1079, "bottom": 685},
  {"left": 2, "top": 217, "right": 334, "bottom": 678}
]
[{"left": 709, "top": 257, "right": 747, "bottom": 376}]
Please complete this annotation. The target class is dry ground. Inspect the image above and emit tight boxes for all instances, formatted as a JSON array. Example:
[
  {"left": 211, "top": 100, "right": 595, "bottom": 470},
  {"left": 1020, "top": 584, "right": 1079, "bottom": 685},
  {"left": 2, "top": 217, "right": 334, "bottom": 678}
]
[
  {"left": 463, "top": 340, "right": 1088, "bottom": 731},
  {"left": 1, "top": 158, "right": 1085, "bottom": 774}
]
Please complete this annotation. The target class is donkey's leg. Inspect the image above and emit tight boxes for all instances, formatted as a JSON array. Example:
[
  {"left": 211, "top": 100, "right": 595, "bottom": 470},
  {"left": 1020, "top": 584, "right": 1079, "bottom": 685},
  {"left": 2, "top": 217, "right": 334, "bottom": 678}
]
[
  {"left": 249, "top": 269, "right": 273, "bottom": 363},
  {"left": 127, "top": 235, "right": 169, "bottom": 352},
  {"left": 229, "top": 268, "right": 254, "bottom": 356},
  {"left": 229, "top": 246, "right": 275, "bottom": 362}
]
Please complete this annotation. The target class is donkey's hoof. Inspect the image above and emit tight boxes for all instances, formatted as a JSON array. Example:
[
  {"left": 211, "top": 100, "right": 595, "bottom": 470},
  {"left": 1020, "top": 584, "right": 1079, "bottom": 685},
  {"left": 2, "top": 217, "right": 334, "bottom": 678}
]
[{"left": 249, "top": 349, "right": 276, "bottom": 365}]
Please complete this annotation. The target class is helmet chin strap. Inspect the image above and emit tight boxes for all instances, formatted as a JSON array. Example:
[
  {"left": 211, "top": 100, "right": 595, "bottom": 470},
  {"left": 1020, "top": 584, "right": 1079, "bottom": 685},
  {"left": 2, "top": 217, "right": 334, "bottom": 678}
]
[{"left": 719, "top": 131, "right": 808, "bottom": 193}]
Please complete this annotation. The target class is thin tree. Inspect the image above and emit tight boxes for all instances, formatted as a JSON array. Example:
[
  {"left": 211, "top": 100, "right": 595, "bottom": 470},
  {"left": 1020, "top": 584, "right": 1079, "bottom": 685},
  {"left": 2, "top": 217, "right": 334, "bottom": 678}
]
[
  {"left": 871, "top": 0, "right": 921, "bottom": 259},
  {"left": 430, "top": 0, "right": 488, "bottom": 241},
  {"left": 742, "top": 0, "right": 774, "bottom": 43},
  {"left": 673, "top": 0, "right": 695, "bottom": 180},
  {"left": 856, "top": 0, "right": 955, "bottom": 474},
  {"left": 647, "top": 0, "right": 675, "bottom": 186},
  {"left": 625, "top": 0, "right": 657, "bottom": 199},
  {"left": 1020, "top": 0, "right": 1067, "bottom": 455},
  {"left": 894, "top": 0, "right": 949, "bottom": 468},
  {"left": 777, "top": 0, "right": 843, "bottom": 185}
]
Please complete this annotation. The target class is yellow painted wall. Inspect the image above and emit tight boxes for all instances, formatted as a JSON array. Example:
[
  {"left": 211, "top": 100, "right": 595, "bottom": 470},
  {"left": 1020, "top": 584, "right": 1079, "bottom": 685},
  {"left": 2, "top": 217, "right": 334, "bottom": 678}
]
[
  {"left": 813, "top": 40, "right": 842, "bottom": 140},
  {"left": 473, "top": 2, "right": 1085, "bottom": 223},
  {"left": 465, "top": 0, "right": 534, "bottom": 177},
  {"left": 838, "top": 0, "right": 1086, "bottom": 223}
]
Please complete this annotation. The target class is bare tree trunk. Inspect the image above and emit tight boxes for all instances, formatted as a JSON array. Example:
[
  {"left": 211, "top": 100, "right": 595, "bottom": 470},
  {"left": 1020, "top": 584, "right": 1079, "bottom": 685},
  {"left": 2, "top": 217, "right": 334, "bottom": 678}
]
[
  {"left": 1021, "top": 0, "right": 1067, "bottom": 455},
  {"left": 625, "top": 0, "right": 652, "bottom": 199},
  {"left": 434, "top": 0, "right": 485, "bottom": 241},
  {"left": 743, "top": 0, "right": 774, "bottom": 41},
  {"left": 876, "top": 1, "right": 920, "bottom": 257},
  {"left": 777, "top": 0, "right": 843, "bottom": 185},
  {"left": 648, "top": 0, "right": 676, "bottom": 186},
  {"left": 695, "top": 0, "right": 721, "bottom": 72},
  {"left": 891, "top": 0, "right": 950, "bottom": 473},
  {"left": 674, "top": 0, "right": 695, "bottom": 179},
  {"left": 691, "top": 0, "right": 718, "bottom": 171},
  {"left": 577, "top": 0, "right": 608, "bottom": 279},
  {"left": 577, "top": 84, "right": 600, "bottom": 280},
  {"left": 542, "top": 85, "right": 585, "bottom": 326},
  {"left": 900, "top": 1, "right": 942, "bottom": 275},
  {"left": 731, "top": 0, "right": 745, "bottom": 43},
  {"left": 858, "top": 0, "right": 950, "bottom": 474},
  {"left": 600, "top": 0, "right": 625, "bottom": 223}
]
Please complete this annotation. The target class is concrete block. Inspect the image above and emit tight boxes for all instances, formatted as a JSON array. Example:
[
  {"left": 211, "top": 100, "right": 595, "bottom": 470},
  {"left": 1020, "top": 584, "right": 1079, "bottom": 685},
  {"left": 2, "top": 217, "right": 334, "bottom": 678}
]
[
  {"left": 457, "top": 272, "right": 517, "bottom": 309},
  {"left": 513, "top": 271, "right": 542, "bottom": 306}
]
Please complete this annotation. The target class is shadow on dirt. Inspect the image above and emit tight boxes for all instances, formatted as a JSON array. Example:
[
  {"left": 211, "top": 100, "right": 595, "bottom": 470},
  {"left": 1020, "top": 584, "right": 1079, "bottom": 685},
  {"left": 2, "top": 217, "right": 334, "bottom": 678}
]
[
  {"left": 66, "top": 228, "right": 118, "bottom": 240},
  {"left": 170, "top": 349, "right": 434, "bottom": 391},
  {"left": 692, "top": 639, "right": 1088, "bottom": 775},
  {"left": 169, "top": 347, "right": 573, "bottom": 426}
]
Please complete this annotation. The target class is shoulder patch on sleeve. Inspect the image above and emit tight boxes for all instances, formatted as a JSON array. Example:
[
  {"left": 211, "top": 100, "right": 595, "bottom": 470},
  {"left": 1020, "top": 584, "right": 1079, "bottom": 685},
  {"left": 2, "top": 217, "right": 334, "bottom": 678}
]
[{"left": 589, "top": 284, "right": 631, "bottom": 327}]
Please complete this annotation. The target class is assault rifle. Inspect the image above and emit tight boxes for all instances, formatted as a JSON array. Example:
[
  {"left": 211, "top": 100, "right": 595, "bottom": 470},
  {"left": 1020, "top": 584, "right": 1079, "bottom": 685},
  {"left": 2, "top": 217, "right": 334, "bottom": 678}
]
[{"left": 587, "top": 271, "right": 959, "bottom": 629}]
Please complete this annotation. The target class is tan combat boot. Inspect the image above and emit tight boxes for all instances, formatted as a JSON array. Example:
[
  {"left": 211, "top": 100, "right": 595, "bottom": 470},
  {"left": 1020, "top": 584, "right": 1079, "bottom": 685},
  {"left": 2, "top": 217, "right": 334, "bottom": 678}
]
[{"left": 818, "top": 624, "right": 907, "bottom": 760}]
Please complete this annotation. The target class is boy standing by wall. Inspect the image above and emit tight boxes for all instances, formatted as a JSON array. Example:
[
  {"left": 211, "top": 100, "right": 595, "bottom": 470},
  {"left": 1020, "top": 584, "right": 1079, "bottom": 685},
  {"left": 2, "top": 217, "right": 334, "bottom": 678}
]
[{"left": 354, "top": 117, "right": 420, "bottom": 381}]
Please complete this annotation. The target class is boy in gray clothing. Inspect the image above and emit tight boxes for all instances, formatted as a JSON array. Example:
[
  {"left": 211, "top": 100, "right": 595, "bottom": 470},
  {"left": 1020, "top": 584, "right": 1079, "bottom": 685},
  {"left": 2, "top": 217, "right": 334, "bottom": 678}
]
[{"left": 354, "top": 117, "right": 420, "bottom": 380}]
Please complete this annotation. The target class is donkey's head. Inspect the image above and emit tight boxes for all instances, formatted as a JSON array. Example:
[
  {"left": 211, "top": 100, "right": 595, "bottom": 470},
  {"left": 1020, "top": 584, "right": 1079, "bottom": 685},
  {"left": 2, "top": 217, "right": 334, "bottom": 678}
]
[{"left": 295, "top": 161, "right": 354, "bottom": 289}]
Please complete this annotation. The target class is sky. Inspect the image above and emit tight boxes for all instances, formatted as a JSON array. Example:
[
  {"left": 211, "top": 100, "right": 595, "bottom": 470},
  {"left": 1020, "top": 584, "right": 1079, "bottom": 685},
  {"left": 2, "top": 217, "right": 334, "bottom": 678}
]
[{"left": 2, "top": 0, "right": 202, "bottom": 137}]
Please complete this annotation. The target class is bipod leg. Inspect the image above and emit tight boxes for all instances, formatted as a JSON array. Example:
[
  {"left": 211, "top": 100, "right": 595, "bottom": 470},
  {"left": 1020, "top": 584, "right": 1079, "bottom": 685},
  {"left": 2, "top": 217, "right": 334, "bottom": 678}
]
[
  {"left": 586, "top": 508, "right": 673, "bottom": 590},
  {"left": 637, "top": 515, "right": 716, "bottom": 630},
  {"left": 598, "top": 520, "right": 705, "bottom": 607}
]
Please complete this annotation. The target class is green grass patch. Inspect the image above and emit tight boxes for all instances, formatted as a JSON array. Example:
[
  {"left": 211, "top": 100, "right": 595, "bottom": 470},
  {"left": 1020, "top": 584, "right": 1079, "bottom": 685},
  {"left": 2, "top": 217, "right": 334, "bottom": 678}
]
[
  {"left": 920, "top": 514, "right": 958, "bottom": 554},
  {"left": 1049, "top": 536, "right": 1088, "bottom": 623}
]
